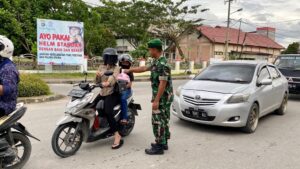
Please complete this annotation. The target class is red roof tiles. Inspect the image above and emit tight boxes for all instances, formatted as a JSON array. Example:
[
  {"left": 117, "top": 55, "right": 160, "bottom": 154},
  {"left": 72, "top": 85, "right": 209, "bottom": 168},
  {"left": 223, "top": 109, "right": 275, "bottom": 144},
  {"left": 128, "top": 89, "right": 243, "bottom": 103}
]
[{"left": 197, "top": 26, "right": 284, "bottom": 49}]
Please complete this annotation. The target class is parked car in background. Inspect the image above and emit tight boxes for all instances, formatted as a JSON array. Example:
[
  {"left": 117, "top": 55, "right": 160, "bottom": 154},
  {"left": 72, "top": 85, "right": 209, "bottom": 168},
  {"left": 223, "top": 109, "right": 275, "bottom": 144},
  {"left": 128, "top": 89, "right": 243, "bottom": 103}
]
[
  {"left": 172, "top": 61, "right": 289, "bottom": 133},
  {"left": 275, "top": 54, "right": 300, "bottom": 94}
]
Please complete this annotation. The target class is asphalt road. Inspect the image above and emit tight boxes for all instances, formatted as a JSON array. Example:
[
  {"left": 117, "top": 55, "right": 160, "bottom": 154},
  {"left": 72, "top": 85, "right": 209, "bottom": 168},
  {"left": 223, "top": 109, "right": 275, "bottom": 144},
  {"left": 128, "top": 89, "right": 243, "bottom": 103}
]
[{"left": 20, "top": 80, "right": 300, "bottom": 169}]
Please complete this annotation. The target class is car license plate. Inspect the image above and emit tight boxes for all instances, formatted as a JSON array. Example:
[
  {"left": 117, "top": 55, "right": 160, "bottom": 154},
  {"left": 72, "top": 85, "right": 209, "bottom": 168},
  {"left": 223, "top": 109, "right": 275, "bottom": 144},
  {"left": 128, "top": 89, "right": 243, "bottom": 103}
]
[{"left": 192, "top": 111, "right": 199, "bottom": 117}]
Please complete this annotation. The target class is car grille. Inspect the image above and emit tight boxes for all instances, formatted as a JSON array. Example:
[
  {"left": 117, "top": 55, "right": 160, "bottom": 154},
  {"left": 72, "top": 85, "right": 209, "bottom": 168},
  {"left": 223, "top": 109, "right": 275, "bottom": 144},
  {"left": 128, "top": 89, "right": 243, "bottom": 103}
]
[
  {"left": 287, "top": 77, "right": 300, "bottom": 83},
  {"left": 292, "top": 78, "right": 300, "bottom": 83},
  {"left": 183, "top": 95, "right": 220, "bottom": 106}
]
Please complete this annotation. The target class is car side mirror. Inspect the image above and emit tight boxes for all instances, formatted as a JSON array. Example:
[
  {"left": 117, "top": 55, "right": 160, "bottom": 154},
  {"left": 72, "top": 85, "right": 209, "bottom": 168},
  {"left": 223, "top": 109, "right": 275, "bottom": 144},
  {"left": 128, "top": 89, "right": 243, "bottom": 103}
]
[{"left": 258, "top": 79, "right": 272, "bottom": 86}]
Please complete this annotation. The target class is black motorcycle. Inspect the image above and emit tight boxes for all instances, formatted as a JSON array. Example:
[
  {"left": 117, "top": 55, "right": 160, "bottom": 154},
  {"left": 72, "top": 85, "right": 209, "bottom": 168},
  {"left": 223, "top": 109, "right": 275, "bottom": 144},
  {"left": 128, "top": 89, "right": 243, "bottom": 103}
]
[{"left": 0, "top": 103, "right": 39, "bottom": 169}]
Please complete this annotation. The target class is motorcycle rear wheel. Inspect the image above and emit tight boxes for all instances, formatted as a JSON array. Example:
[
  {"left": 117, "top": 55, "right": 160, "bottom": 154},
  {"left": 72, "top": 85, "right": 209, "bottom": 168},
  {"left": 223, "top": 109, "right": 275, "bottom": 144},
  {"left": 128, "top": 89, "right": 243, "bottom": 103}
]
[
  {"left": 5, "top": 132, "right": 32, "bottom": 169},
  {"left": 120, "top": 109, "right": 135, "bottom": 137},
  {"left": 51, "top": 123, "right": 83, "bottom": 158}
]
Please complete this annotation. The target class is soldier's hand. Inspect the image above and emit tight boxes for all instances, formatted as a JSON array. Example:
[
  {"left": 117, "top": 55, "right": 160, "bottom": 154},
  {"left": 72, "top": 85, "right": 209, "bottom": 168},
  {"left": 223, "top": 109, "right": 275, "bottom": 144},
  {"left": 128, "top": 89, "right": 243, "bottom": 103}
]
[{"left": 152, "top": 101, "right": 159, "bottom": 110}]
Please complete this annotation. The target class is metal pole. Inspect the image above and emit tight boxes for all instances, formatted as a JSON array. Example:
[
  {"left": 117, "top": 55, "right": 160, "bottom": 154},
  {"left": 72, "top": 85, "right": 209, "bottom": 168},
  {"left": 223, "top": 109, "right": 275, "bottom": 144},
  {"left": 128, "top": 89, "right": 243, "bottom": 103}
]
[
  {"left": 224, "top": 0, "right": 232, "bottom": 60},
  {"left": 236, "top": 18, "right": 242, "bottom": 59}
]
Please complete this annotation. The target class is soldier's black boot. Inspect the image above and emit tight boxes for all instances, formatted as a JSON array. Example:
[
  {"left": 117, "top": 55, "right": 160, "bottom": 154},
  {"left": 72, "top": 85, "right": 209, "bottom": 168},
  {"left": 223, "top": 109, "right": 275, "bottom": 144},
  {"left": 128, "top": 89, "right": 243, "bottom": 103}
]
[
  {"left": 151, "top": 143, "right": 168, "bottom": 150},
  {"left": 145, "top": 144, "right": 164, "bottom": 155}
]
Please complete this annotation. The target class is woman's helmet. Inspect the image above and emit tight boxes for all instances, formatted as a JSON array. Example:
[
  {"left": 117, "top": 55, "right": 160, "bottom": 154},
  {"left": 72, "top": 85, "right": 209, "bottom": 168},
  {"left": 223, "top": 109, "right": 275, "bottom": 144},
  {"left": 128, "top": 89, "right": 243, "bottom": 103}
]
[
  {"left": 0, "top": 35, "right": 14, "bottom": 59},
  {"left": 102, "top": 48, "right": 118, "bottom": 66},
  {"left": 118, "top": 54, "right": 133, "bottom": 68}
]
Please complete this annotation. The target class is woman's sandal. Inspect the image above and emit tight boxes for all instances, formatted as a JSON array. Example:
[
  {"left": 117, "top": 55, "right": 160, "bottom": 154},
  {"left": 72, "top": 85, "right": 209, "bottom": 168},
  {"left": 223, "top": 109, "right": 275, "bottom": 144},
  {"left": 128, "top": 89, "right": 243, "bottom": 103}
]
[{"left": 112, "top": 139, "right": 124, "bottom": 150}]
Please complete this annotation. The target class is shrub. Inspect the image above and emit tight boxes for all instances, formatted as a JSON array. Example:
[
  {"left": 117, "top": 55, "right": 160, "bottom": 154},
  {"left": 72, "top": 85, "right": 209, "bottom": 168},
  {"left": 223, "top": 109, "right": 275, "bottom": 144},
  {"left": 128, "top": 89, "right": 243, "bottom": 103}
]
[{"left": 18, "top": 74, "right": 51, "bottom": 97}]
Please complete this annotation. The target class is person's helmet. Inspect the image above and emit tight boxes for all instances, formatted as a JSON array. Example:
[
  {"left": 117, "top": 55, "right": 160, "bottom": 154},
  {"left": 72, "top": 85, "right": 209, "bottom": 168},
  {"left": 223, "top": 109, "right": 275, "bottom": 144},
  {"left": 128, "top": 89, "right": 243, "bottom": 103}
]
[
  {"left": 118, "top": 54, "right": 133, "bottom": 69},
  {"left": 102, "top": 48, "right": 118, "bottom": 66},
  {"left": 0, "top": 35, "right": 14, "bottom": 59},
  {"left": 118, "top": 54, "right": 133, "bottom": 66}
]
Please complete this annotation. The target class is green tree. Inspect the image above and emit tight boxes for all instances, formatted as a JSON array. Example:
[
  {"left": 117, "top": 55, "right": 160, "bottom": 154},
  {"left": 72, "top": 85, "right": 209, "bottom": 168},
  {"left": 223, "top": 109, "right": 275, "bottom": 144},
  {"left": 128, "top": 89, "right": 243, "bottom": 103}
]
[
  {"left": 148, "top": 0, "right": 207, "bottom": 61},
  {"left": 282, "top": 42, "right": 299, "bottom": 54},
  {"left": 0, "top": 0, "right": 116, "bottom": 58},
  {"left": 98, "top": 0, "right": 162, "bottom": 49}
]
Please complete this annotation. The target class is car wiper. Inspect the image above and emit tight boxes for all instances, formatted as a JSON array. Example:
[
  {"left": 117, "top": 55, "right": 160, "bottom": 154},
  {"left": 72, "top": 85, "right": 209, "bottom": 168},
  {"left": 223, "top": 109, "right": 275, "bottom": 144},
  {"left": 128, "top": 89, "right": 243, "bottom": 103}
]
[{"left": 197, "top": 78, "right": 224, "bottom": 82}]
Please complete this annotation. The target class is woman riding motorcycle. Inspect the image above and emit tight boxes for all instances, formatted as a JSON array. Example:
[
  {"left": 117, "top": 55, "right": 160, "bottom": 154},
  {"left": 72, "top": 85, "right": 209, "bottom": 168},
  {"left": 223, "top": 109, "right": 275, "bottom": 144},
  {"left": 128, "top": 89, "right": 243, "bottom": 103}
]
[{"left": 96, "top": 48, "right": 123, "bottom": 149}]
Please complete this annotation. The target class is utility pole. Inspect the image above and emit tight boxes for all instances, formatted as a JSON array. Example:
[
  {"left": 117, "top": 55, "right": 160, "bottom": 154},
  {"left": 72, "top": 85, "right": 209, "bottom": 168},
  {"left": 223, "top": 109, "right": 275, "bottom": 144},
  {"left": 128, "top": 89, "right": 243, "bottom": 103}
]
[
  {"left": 236, "top": 18, "right": 242, "bottom": 59},
  {"left": 224, "top": 0, "right": 234, "bottom": 60}
]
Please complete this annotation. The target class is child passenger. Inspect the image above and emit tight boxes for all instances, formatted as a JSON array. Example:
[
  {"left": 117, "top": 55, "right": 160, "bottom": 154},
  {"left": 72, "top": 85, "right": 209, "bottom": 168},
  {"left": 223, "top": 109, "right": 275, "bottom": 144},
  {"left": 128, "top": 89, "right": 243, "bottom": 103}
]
[{"left": 118, "top": 54, "right": 134, "bottom": 124}]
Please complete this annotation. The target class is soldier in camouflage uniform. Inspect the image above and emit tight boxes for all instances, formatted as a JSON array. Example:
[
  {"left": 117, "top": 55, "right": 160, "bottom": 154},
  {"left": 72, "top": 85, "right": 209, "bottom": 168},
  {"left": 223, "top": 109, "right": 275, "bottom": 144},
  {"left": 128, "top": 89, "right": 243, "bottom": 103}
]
[{"left": 125, "top": 39, "right": 174, "bottom": 155}]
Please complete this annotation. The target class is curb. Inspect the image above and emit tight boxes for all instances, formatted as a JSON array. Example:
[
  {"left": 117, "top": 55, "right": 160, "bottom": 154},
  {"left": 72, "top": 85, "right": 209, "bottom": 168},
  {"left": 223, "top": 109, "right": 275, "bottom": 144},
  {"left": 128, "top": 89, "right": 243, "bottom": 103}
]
[
  {"left": 18, "top": 94, "right": 66, "bottom": 104},
  {"left": 43, "top": 76, "right": 190, "bottom": 84}
]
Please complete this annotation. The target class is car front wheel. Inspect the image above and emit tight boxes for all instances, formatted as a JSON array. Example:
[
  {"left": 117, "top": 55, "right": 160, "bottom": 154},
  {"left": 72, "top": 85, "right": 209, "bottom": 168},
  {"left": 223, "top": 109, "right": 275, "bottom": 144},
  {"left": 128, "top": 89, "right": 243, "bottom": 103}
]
[
  {"left": 275, "top": 93, "right": 288, "bottom": 115},
  {"left": 241, "top": 103, "right": 259, "bottom": 133}
]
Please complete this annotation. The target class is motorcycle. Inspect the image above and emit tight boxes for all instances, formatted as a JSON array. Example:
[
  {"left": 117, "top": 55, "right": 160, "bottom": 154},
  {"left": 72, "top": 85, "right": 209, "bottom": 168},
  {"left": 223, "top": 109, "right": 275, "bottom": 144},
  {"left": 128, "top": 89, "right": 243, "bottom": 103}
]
[
  {"left": 0, "top": 103, "right": 39, "bottom": 169},
  {"left": 51, "top": 71, "right": 141, "bottom": 158}
]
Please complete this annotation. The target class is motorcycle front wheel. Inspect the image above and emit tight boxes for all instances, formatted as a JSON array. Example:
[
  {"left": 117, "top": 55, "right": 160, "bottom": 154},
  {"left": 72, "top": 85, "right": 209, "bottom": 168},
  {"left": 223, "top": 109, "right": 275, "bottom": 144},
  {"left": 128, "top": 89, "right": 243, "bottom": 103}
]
[
  {"left": 5, "top": 132, "right": 32, "bottom": 169},
  {"left": 51, "top": 123, "right": 83, "bottom": 158}
]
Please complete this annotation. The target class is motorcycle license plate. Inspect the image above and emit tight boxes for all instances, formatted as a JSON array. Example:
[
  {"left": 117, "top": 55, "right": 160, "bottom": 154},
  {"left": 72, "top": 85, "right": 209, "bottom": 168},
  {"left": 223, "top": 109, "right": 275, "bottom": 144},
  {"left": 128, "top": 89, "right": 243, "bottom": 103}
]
[{"left": 68, "top": 89, "right": 88, "bottom": 98}]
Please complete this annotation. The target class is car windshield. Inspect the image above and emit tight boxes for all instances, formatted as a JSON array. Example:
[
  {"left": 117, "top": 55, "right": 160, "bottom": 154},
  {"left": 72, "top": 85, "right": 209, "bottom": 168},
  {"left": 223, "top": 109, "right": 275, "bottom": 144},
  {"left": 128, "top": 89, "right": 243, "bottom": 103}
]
[
  {"left": 275, "top": 56, "right": 300, "bottom": 70},
  {"left": 195, "top": 64, "right": 256, "bottom": 84}
]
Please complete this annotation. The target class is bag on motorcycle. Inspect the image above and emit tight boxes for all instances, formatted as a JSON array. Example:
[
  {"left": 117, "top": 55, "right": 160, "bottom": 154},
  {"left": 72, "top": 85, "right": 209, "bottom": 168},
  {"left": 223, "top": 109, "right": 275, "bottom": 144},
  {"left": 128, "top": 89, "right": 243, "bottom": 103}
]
[{"left": 117, "top": 80, "right": 127, "bottom": 93}]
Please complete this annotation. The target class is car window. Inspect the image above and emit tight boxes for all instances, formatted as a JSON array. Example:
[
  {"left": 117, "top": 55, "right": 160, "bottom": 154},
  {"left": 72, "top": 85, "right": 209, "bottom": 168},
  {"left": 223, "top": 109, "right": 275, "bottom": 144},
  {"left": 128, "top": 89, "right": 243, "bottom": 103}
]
[
  {"left": 195, "top": 64, "right": 256, "bottom": 84},
  {"left": 258, "top": 67, "right": 271, "bottom": 82},
  {"left": 268, "top": 66, "right": 280, "bottom": 79},
  {"left": 275, "top": 56, "right": 300, "bottom": 70}
]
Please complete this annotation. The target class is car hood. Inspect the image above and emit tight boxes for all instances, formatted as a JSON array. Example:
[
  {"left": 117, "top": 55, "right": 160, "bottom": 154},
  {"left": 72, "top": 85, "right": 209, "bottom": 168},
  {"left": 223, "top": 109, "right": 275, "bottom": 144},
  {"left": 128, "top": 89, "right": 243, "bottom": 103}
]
[{"left": 183, "top": 80, "right": 250, "bottom": 94}]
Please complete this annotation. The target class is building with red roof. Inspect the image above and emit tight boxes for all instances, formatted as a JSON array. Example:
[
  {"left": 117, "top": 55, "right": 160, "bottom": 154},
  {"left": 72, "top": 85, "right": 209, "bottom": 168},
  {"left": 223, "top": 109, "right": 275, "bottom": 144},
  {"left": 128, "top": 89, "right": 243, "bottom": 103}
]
[{"left": 166, "top": 25, "right": 285, "bottom": 63}]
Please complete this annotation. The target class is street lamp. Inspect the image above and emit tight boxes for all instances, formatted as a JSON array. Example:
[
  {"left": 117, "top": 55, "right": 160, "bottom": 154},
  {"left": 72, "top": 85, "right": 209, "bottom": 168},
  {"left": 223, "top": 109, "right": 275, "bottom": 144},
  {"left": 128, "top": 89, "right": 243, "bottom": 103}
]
[
  {"left": 231, "top": 8, "right": 243, "bottom": 14},
  {"left": 224, "top": 2, "right": 243, "bottom": 60}
]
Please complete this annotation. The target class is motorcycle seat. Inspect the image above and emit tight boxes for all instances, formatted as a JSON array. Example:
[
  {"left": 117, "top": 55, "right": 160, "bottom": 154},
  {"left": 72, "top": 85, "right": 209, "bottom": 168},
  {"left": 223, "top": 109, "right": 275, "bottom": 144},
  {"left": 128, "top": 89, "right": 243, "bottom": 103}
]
[{"left": 0, "top": 103, "right": 27, "bottom": 131}]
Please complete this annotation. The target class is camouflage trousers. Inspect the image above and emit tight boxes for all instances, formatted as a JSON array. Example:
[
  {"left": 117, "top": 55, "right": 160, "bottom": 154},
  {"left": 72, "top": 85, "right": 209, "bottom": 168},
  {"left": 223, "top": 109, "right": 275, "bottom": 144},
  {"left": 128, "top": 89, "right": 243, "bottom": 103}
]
[{"left": 152, "top": 102, "right": 171, "bottom": 145}]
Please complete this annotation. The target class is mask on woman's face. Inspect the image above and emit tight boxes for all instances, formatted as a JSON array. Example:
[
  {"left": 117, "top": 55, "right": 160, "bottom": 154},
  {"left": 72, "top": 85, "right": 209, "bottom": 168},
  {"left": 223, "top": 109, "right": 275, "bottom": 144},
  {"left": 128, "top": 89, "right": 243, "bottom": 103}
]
[{"left": 121, "top": 65, "right": 130, "bottom": 69}]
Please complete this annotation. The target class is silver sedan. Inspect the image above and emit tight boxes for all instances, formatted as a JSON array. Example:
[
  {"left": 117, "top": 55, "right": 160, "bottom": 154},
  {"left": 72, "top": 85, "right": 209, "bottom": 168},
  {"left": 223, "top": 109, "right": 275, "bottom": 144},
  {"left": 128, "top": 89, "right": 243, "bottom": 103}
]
[{"left": 172, "top": 61, "right": 289, "bottom": 133}]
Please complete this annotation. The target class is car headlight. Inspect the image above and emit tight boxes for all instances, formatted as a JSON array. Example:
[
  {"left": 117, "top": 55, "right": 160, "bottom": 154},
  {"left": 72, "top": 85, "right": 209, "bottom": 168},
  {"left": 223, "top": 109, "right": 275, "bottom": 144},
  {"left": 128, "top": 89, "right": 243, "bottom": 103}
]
[
  {"left": 227, "top": 93, "right": 250, "bottom": 104},
  {"left": 176, "top": 86, "right": 182, "bottom": 96}
]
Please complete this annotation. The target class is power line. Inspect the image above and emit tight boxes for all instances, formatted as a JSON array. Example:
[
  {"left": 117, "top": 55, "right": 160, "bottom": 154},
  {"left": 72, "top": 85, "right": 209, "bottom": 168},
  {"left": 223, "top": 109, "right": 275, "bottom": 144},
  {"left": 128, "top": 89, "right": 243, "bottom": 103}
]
[{"left": 252, "top": 18, "right": 300, "bottom": 25}]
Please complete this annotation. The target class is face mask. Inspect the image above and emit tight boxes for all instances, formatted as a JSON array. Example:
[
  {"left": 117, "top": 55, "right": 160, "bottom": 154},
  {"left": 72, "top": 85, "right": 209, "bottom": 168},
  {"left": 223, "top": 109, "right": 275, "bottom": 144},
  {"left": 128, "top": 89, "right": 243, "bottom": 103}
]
[{"left": 121, "top": 65, "right": 131, "bottom": 69}]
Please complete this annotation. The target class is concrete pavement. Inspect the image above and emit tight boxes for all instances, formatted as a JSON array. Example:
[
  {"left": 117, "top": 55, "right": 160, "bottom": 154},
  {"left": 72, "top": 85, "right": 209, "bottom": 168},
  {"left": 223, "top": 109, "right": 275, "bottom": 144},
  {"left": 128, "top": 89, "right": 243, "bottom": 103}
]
[{"left": 20, "top": 80, "right": 300, "bottom": 169}]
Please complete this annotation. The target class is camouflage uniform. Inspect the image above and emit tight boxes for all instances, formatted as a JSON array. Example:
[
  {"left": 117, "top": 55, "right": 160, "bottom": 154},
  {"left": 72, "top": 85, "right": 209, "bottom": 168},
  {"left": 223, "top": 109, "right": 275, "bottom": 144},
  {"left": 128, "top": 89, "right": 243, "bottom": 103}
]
[{"left": 149, "top": 56, "right": 174, "bottom": 145}]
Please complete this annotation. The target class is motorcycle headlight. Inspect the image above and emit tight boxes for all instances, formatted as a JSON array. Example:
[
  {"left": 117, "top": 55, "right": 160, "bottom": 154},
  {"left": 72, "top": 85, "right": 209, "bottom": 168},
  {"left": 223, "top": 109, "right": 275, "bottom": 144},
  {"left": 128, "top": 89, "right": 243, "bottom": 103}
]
[
  {"left": 227, "top": 93, "right": 250, "bottom": 104},
  {"left": 176, "top": 86, "right": 182, "bottom": 96}
]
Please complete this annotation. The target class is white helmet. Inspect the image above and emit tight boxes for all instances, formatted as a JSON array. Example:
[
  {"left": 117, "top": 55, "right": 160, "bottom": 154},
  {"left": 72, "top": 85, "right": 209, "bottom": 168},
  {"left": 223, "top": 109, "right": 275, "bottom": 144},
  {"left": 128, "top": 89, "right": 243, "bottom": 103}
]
[{"left": 0, "top": 35, "right": 14, "bottom": 59}]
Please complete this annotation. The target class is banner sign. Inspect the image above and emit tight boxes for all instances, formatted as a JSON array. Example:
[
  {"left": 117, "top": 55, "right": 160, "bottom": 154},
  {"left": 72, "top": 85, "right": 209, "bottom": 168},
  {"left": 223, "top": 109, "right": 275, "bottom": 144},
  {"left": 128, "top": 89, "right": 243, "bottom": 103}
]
[{"left": 37, "top": 19, "right": 84, "bottom": 65}]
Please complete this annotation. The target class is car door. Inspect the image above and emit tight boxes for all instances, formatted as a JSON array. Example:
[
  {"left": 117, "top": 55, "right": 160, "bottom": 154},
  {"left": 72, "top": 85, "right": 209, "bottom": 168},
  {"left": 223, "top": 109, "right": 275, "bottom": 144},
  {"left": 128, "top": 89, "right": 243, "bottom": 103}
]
[
  {"left": 268, "top": 66, "right": 285, "bottom": 108},
  {"left": 257, "top": 66, "right": 274, "bottom": 115}
]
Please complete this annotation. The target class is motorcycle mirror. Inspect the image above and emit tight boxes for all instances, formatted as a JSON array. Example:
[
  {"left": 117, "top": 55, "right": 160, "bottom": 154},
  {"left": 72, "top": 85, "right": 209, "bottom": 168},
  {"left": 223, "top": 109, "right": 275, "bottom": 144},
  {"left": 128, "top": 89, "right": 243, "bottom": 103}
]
[{"left": 83, "top": 71, "right": 88, "bottom": 82}]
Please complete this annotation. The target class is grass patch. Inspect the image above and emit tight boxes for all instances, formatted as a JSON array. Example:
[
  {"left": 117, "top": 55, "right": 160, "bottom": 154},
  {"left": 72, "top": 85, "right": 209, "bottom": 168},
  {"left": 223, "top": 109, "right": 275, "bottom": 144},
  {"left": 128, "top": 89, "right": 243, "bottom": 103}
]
[{"left": 35, "top": 73, "right": 95, "bottom": 79}]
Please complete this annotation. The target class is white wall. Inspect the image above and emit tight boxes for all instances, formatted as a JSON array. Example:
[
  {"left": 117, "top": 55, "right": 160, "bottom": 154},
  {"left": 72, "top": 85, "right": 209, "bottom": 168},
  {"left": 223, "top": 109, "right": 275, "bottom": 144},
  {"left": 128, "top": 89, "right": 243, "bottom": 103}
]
[{"left": 116, "top": 39, "right": 136, "bottom": 52}]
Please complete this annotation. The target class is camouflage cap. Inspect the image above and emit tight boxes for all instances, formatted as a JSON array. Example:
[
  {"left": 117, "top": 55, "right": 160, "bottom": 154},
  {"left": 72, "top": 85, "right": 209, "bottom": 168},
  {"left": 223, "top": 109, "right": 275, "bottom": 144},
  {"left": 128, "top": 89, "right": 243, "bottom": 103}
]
[{"left": 148, "top": 39, "right": 163, "bottom": 49}]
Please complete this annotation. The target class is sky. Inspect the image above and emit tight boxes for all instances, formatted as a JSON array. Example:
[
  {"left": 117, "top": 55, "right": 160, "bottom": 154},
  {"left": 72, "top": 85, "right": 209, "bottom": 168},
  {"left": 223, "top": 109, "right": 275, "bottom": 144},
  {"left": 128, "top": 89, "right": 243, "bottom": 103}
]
[{"left": 83, "top": 0, "right": 300, "bottom": 47}]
